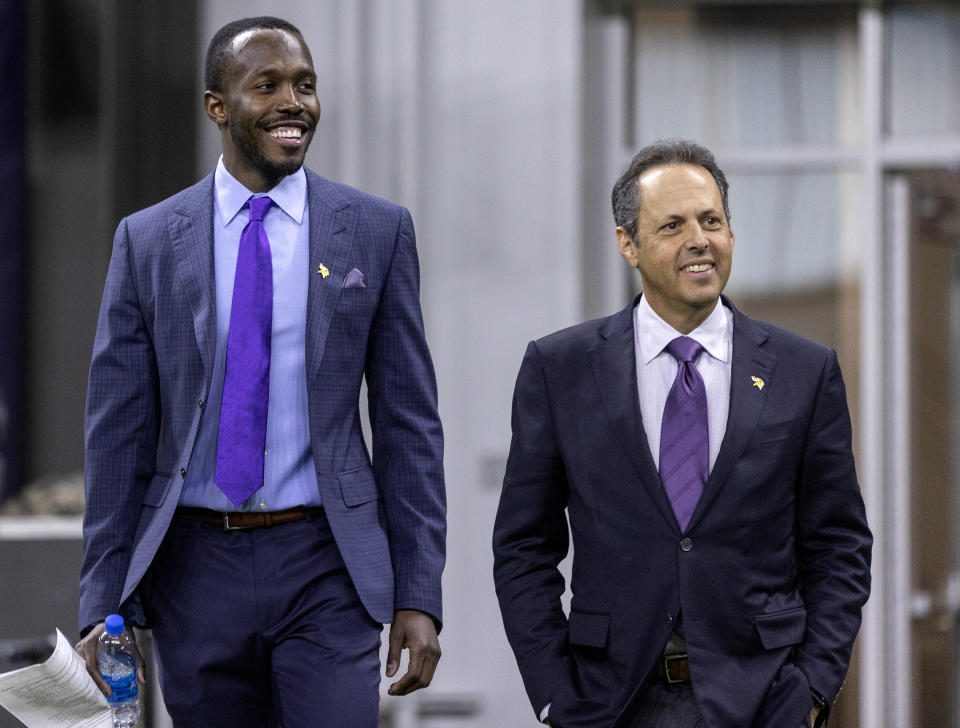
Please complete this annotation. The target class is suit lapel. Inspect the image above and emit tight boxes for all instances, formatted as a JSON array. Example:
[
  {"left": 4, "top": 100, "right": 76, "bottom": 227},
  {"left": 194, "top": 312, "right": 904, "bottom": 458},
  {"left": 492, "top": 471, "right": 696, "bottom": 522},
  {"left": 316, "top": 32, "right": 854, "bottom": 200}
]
[
  {"left": 687, "top": 299, "right": 776, "bottom": 529},
  {"left": 304, "top": 170, "right": 357, "bottom": 376},
  {"left": 168, "top": 175, "right": 217, "bottom": 380},
  {"left": 589, "top": 299, "right": 678, "bottom": 528}
]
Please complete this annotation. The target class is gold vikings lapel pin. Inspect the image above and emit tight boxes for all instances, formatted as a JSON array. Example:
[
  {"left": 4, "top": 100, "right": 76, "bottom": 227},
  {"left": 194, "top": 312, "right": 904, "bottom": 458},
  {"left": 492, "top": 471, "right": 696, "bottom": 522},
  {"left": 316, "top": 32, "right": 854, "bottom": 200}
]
[
  {"left": 751, "top": 376, "right": 765, "bottom": 390},
  {"left": 316, "top": 263, "right": 330, "bottom": 278}
]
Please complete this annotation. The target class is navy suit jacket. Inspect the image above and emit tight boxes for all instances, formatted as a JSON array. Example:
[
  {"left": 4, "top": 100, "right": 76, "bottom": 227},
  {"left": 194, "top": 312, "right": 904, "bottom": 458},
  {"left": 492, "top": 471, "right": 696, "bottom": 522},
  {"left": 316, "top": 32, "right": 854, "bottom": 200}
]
[
  {"left": 80, "top": 169, "right": 445, "bottom": 633},
  {"left": 492, "top": 296, "right": 871, "bottom": 728}
]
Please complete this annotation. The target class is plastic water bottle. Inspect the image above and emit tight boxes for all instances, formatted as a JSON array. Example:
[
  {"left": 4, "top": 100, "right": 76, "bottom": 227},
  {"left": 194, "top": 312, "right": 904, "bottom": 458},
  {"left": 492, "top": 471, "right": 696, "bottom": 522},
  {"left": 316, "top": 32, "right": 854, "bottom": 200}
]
[{"left": 97, "top": 614, "right": 140, "bottom": 728}]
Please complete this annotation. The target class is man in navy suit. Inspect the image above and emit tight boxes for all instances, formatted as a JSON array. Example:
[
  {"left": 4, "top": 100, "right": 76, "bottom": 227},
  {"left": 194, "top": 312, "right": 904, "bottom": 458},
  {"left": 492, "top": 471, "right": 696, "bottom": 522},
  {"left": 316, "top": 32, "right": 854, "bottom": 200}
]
[
  {"left": 492, "top": 140, "right": 871, "bottom": 727},
  {"left": 75, "top": 16, "right": 445, "bottom": 726}
]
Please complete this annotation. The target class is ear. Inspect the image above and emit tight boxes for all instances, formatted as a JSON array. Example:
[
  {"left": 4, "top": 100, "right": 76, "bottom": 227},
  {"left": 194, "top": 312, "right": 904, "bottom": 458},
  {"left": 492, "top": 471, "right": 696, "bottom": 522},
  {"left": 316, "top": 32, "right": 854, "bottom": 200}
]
[
  {"left": 204, "top": 90, "right": 228, "bottom": 127},
  {"left": 616, "top": 227, "right": 639, "bottom": 268}
]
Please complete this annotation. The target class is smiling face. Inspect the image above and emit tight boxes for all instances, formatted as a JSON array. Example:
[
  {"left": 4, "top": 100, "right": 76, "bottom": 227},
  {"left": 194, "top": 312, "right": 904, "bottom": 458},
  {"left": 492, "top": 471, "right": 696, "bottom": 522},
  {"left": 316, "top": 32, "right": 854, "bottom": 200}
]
[
  {"left": 204, "top": 28, "right": 320, "bottom": 192},
  {"left": 617, "top": 163, "right": 734, "bottom": 333}
]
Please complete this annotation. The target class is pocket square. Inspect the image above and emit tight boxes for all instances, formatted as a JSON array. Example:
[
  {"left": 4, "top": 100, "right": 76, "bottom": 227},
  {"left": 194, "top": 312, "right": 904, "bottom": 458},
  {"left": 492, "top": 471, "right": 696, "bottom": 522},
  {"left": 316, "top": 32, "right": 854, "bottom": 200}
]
[{"left": 342, "top": 268, "right": 366, "bottom": 288}]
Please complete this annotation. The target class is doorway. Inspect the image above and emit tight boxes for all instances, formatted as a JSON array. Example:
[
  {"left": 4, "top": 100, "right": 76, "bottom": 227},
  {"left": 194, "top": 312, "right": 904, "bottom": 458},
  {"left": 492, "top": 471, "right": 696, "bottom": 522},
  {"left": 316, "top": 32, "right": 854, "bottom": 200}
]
[{"left": 901, "top": 170, "right": 960, "bottom": 728}]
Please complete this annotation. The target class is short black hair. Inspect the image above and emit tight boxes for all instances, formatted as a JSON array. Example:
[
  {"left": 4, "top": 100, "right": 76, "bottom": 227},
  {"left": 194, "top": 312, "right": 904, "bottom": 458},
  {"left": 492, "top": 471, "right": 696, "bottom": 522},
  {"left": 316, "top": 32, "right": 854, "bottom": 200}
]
[
  {"left": 205, "top": 16, "right": 303, "bottom": 93},
  {"left": 611, "top": 139, "right": 730, "bottom": 242}
]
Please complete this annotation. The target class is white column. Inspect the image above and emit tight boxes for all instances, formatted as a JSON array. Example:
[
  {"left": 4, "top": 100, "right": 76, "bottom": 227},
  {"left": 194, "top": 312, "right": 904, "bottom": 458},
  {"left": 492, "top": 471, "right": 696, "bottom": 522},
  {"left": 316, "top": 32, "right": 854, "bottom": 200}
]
[
  {"left": 581, "top": 11, "right": 631, "bottom": 319},
  {"left": 857, "top": 7, "right": 891, "bottom": 728}
]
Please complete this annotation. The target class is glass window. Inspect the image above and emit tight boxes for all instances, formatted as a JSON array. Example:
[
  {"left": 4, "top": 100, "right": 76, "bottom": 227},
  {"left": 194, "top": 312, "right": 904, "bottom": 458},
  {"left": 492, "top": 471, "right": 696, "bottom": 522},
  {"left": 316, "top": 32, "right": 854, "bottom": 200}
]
[
  {"left": 887, "top": 5, "right": 960, "bottom": 137},
  {"left": 632, "top": 6, "right": 858, "bottom": 148},
  {"left": 725, "top": 171, "right": 860, "bottom": 299}
]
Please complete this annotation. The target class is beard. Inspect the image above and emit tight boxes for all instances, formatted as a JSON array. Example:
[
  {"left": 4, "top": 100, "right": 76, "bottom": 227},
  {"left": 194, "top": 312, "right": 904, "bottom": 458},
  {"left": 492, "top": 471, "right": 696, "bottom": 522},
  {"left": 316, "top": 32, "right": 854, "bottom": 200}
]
[{"left": 228, "top": 115, "right": 305, "bottom": 182}]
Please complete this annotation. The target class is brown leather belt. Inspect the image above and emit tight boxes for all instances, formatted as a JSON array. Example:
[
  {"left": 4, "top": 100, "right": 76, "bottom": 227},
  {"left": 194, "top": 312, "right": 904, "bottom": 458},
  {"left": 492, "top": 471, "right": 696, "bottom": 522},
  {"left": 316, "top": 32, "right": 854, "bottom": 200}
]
[
  {"left": 174, "top": 506, "right": 325, "bottom": 531},
  {"left": 656, "top": 653, "right": 691, "bottom": 684}
]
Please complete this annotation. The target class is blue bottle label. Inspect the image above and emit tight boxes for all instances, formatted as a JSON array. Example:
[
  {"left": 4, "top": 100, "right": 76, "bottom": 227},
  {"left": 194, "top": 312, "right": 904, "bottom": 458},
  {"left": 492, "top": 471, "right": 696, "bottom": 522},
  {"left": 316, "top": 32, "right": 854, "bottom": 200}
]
[{"left": 99, "top": 652, "right": 138, "bottom": 704}]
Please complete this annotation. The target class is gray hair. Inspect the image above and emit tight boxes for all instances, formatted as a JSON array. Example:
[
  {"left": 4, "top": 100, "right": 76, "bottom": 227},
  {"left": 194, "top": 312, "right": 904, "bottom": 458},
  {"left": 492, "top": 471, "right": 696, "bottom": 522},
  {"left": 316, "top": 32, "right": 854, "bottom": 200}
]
[{"left": 611, "top": 139, "right": 730, "bottom": 241}]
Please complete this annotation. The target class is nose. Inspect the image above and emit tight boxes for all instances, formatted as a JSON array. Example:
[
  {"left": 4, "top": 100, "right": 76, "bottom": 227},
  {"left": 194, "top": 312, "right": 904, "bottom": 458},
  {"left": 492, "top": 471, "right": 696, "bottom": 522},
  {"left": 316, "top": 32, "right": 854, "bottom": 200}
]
[
  {"left": 687, "top": 225, "right": 709, "bottom": 249},
  {"left": 277, "top": 84, "right": 304, "bottom": 112}
]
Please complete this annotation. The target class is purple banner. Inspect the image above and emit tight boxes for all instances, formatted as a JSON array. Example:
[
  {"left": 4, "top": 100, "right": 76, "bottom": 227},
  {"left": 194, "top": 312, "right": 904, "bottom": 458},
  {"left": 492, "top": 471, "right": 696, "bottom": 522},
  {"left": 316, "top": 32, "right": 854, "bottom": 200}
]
[{"left": 0, "top": 0, "right": 25, "bottom": 501}]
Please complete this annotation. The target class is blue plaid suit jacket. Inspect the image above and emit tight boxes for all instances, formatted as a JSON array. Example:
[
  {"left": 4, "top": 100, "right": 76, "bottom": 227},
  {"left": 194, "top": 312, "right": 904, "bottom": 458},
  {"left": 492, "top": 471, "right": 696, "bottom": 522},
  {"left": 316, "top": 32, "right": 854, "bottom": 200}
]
[{"left": 80, "top": 169, "right": 445, "bottom": 633}]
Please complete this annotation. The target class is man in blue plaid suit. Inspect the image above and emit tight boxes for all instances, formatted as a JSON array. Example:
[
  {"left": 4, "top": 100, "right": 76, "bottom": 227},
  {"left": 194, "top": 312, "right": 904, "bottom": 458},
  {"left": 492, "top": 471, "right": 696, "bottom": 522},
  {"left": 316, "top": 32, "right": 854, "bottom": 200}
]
[{"left": 75, "top": 16, "right": 445, "bottom": 726}]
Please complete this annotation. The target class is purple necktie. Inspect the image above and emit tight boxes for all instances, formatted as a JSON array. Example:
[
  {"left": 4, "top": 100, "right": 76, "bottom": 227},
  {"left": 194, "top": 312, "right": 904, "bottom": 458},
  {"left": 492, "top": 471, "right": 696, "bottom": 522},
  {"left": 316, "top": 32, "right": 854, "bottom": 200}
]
[
  {"left": 660, "top": 336, "right": 708, "bottom": 532},
  {"left": 215, "top": 196, "right": 274, "bottom": 505}
]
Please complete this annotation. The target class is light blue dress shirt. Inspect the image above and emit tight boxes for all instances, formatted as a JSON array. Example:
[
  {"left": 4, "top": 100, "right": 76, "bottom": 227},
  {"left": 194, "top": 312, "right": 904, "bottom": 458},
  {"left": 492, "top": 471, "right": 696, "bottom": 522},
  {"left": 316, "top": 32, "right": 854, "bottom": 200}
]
[{"left": 179, "top": 158, "right": 322, "bottom": 511}]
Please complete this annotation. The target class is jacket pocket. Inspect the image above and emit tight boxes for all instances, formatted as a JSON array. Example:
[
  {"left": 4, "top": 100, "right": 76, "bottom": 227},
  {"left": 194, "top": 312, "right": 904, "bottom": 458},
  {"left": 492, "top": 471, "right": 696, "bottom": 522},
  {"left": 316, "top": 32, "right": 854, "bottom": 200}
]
[
  {"left": 142, "top": 473, "right": 173, "bottom": 507},
  {"left": 337, "top": 466, "right": 379, "bottom": 507},
  {"left": 753, "top": 418, "right": 800, "bottom": 444},
  {"left": 568, "top": 611, "right": 611, "bottom": 648},
  {"left": 753, "top": 606, "right": 807, "bottom": 649}
]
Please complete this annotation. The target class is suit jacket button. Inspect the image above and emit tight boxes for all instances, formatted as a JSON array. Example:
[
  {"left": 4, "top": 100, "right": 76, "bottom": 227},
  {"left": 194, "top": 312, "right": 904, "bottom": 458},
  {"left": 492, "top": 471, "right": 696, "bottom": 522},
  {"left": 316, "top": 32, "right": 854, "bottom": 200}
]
[
  {"left": 680, "top": 537, "right": 693, "bottom": 552},
  {"left": 197, "top": 398, "right": 205, "bottom": 409},
  {"left": 180, "top": 467, "right": 187, "bottom": 478}
]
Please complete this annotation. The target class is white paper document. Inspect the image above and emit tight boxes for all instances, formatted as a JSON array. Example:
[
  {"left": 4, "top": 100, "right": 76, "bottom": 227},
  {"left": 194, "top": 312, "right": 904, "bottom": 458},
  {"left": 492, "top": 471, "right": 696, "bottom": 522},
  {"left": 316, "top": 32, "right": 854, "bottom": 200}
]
[{"left": 0, "top": 629, "right": 112, "bottom": 728}]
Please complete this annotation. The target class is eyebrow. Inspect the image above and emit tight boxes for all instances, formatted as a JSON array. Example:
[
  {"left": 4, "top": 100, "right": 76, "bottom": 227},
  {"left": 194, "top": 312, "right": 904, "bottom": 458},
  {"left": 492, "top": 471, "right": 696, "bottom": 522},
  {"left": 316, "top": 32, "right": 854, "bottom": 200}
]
[
  {"left": 656, "top": 208, "right": 723, "bottom": 224},
  {"left": 248, "top": 65, "right": 315, "bottom": 77},
  {"left": 244, "top": 67, "right": 317, "bottom": 86}
]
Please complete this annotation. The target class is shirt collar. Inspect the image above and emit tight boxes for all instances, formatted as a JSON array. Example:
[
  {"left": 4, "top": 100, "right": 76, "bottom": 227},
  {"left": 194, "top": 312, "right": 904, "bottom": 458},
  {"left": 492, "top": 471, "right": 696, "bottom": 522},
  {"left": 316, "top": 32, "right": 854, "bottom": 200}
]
[
  {"left": 214, "top": 156, "right": 307, "bottom": 226},
  {"left": 635, "top": 295, "right": 731, "bottom": 365}
]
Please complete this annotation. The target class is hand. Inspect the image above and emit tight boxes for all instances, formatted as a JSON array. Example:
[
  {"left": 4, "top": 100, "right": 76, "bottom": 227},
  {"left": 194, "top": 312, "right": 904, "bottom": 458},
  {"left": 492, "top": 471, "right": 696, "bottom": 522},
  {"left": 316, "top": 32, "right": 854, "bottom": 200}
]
[
  {"left": 385, "top": 609, "right": 441, "bottom": 696},
  {"left": 74, "top": 622, "right": 147, "bottom": 697}
]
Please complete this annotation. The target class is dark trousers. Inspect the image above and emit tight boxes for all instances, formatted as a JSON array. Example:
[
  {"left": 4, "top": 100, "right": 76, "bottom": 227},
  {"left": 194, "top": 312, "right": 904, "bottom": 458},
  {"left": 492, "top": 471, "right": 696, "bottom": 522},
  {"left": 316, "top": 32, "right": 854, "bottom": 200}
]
[
  {"left": 626, "top": 681, "right": 707, "bottom": 728},
  {"left": 624, "top": 678, "right": 811, "bottom": 728},
  {"left": 145, "top": 513, "right": 382, "bottom": 727}
]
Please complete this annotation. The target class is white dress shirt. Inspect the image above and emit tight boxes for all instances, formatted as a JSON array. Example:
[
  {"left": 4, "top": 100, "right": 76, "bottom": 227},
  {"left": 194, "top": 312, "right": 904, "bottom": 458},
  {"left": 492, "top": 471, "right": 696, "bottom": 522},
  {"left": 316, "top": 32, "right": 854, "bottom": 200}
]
[
  {"left": 539, "top": 296, "right": 734, "bottom": 724},
  {"left": 633, "top": 295, "right": 733, "bottom": 475}
]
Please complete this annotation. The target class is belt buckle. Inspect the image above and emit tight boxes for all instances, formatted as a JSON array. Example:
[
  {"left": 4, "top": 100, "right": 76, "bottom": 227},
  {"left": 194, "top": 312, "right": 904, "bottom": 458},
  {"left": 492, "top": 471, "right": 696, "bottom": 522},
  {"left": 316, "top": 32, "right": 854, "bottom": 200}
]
[
  {"left": 222, "top": 513, "right": 250, "bottom": 531},
  {"left": 663, "top": 653, "right": 687, "bottom": 684}
]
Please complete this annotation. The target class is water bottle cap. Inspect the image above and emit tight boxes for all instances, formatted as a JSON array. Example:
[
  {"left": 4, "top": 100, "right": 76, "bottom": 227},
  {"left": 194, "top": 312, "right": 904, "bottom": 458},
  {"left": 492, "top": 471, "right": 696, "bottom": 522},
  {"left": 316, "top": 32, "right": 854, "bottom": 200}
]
[{"left": 104, "top": 614, "right": 125, "bottom": 635}]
